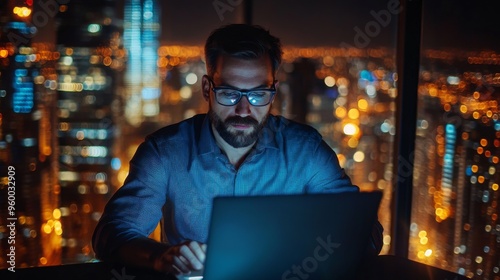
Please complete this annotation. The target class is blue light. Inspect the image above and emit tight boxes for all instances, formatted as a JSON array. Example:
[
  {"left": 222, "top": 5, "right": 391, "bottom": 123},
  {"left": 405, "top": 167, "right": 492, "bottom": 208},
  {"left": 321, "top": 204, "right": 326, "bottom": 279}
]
[
  {"left": 6, "top": 22, "right": 29, "bottom": 29},
  {"left": 445, "top": 123, "right": 456, "bottom": 134},
  {"left": 111, "top": 158, "right": 121, "bottom": 170},
  {"left": 441, "top": 124, "right": 456, "bottom": 193},
  {"left": 5, "top": 22, "right": 31, "bottom": 34},
  {"left": 446, "top": 76, "right": 460, "bottom": 85},
  {"left": 465, "top": 165, "right": 472, "bottom": 176},
  {"left": 12, "top": 80, "right": 34, "bottom": 113},
  {"left": 325, "top": 88, "right": 338, "bottom": 99},
  {"left": 360, "top": 70, "right": 373, "bottom": 81},
  {"left": 483, "top": 191, "right": 490, "bottom": 203},
  {"left": 14, "top": 69, "right": 28, "bottom": 76},
  {"left": 13, "top": 81, "right": 32, "bottom": 88},
  {"left": 142, "top": 87, "right": 160, "bottom": 100},
  {"left": 87, "top": 24, "right": 101, "bottom": 33},
  {"left": 21, "top": 138, "right": 37, "bottom": 147},
  {"left": 14, "top": 55, "right": 27, "bottom": 62}
]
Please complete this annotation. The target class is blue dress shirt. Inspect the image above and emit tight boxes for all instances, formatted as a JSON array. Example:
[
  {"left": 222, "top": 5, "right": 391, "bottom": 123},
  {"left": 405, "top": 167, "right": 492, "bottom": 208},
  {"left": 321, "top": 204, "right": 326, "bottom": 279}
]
[{"left": 92, "top": 114, "right": 366, "bottom": 260}]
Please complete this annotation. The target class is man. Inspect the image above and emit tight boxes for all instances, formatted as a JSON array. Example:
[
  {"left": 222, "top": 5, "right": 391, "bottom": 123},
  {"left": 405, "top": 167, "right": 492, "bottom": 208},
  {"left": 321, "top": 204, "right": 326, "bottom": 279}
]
[{"left": 92, "top": 23, "right": 383, "bottom": 276}]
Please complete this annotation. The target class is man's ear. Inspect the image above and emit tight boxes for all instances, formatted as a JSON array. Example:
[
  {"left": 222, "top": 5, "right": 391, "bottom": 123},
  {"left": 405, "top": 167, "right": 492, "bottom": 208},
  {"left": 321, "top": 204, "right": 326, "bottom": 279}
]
[
  {"left": 271, "top": 80, "right": 279, "bottom": 104},
  {"left": 202, "top": 75, "right": 210, "bottom": 101}
]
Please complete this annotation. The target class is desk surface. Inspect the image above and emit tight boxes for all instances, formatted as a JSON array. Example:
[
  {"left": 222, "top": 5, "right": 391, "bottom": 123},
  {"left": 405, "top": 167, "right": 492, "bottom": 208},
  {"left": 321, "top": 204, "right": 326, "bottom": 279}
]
[{"left": 1, "top": 255, "right": 468, "bottom": 280}]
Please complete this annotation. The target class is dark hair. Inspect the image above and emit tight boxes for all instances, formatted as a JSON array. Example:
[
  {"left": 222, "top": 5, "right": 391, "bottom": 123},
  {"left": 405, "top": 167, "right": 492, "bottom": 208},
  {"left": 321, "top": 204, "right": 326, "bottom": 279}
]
[{"left": 204, "top": 24, "right": 283, "bottom": 76}]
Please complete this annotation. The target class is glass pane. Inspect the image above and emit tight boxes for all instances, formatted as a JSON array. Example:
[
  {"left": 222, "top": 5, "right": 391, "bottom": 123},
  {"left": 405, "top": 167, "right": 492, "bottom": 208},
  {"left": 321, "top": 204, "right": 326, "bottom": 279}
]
[{"left": 410, "top": 1, "right": 500, "bottom": 278}]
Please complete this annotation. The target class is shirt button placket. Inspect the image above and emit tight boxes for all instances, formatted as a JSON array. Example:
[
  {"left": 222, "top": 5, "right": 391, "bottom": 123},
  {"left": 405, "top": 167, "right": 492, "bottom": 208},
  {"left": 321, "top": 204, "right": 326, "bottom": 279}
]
[
  {"left": 216, "top": 156, "right": 237, "bottom": 196},
  {"left": 234, "top": 167, "right": 247, "bottom": 196}
]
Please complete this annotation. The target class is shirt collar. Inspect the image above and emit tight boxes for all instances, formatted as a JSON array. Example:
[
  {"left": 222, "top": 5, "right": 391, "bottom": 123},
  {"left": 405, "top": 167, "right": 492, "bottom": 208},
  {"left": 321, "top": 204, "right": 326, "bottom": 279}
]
[
  {"left": 254, "top": 115, "right": 279, "bottom": 151},
  {"left": 197, "top": 114, "right": 279, "bottom": 156},
  {"left": 198, "top": 115, "right": 218, "bottom": 155}
]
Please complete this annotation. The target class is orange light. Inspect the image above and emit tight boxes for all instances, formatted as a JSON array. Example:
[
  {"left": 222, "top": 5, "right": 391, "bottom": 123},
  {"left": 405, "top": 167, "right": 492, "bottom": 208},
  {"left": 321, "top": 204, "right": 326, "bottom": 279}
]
[
  {"left": 480, "top": 139, "right": 488, "bottom": 146},
  {"left": 461, "top": 132, "right": 469, "bottom": 140},
  {"left": 43, "top": 224, "right": 52, "bottom": 234},
  {"left": 13, "top": 6, "right": 31, "bottom": 17},
  {"left": 471, "top": 165, "right": 479, "bottom": 173}
]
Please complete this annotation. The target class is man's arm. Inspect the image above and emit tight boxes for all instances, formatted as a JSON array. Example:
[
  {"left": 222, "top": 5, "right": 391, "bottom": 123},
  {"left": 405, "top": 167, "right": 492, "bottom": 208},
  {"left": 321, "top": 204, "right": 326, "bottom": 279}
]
[
  {"left": 92, "top": 138, "right": 167, "bottom": 259},
  {"left": 92, "top": 139, "right": 206, "bottom": 274}
]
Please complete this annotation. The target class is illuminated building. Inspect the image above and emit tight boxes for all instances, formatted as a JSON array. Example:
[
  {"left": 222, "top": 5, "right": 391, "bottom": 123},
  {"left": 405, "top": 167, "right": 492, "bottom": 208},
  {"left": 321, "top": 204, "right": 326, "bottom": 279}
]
[
  {"left": 123, "top": 0, "right": 161, "bottom": 126},
  {"left": 156, "top": 45, "right": 206, "bottom": 125},
  {"left": 409, "top": 52, "right": 500, "bottom": 278},
  {"left": 0, "top": 0, "right": 62, "bottom": 268},
  {"left": 0, "top": 1, "right": 498, "bottom": 276},
  {"left": 55, "top": 0, "right": 123, "bottom": 264}
]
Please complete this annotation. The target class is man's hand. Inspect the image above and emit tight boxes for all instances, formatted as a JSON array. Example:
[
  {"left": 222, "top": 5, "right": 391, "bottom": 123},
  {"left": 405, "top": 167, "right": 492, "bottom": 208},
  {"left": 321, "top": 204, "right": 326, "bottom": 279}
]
[{"left": 154, "top": 240, "right": 207, "bottom": 275}]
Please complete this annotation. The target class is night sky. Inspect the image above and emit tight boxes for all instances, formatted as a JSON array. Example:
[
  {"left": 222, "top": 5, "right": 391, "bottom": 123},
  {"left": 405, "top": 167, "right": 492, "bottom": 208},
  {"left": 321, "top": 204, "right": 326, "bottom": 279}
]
[
  {"left": 5, "top": 0, "right": 500, "bottom": 52},
  {"left": 160, "top": 0, "right": 400, "bottom": 47},
  {"left": 159, "top": 0, "right": 500, "bottom": 52}
]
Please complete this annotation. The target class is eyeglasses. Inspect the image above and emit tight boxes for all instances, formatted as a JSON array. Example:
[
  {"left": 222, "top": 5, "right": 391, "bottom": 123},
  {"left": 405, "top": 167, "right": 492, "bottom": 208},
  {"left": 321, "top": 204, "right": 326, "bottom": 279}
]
[{"left": 208, "top": 77, "right": 276, "bottom": 107}]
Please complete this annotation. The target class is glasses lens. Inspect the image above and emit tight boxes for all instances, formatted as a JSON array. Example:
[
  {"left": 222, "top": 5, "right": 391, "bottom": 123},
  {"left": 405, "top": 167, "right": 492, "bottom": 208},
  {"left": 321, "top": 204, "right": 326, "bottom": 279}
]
[
  {"left": 247, "top": 91, "right": 271, "bottom": 106},
  {"left": 214, "top": 87, "right": 274, "bottom": 106},
  {"left": 216, "top": 89, "right": 241, "bottom": 105}
]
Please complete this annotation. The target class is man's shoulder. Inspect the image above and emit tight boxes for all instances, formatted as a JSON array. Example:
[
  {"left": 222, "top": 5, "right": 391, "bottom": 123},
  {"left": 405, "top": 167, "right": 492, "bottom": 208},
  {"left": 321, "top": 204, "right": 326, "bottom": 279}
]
[{"left": 267, "top": 115, "right": 323, "bottom": 142}]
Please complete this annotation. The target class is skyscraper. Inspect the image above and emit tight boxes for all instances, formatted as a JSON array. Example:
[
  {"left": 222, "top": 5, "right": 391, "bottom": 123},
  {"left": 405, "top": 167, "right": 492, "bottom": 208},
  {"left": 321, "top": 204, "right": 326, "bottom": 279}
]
[
  {"left": 55, "top": 0, "right": 124, "bottom": 263},
  {"left": 123, "top": 0, "right": 161, "bottom": 126},
  {"left": 410, "top": 53, "right": 500, "bottom": 278},
  {"left": 0, "top": 0, "right": 59, "bottom": 268}
]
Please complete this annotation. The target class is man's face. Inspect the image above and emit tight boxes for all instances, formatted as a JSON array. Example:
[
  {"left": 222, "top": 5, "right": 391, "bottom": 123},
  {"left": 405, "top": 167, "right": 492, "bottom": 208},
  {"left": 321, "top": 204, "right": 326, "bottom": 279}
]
[{"left": 203, "top": 55, "right": 275, "bottom": 148}]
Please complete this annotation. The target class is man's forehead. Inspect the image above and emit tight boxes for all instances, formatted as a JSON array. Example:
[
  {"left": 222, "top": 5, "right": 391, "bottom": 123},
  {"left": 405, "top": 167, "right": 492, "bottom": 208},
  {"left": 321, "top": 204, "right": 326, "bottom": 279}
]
[{"left": 213, "top": 55, "right": 274, "bottom": 83}]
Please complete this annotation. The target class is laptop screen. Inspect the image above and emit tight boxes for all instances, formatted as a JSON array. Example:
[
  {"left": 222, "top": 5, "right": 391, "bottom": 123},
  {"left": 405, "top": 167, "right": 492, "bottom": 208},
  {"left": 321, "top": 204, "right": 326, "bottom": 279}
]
[{"left": 199, "top": 191, "right": 382, "bottom": 280}]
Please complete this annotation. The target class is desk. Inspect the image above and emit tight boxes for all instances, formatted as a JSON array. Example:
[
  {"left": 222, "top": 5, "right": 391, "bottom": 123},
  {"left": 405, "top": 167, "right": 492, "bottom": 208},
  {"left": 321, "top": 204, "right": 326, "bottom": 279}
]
[
  {"left": 359, "top": 255, "right": 469, "bottom": 280},
  {"left": 1, "top": 255, "right": 468, "bottom": 280}
]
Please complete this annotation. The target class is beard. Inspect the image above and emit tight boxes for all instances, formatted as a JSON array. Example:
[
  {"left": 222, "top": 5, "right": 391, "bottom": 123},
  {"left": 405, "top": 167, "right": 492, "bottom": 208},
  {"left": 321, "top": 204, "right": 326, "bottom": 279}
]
[{"left": 208, "top": 108, "right": 269, "bottom": 148}]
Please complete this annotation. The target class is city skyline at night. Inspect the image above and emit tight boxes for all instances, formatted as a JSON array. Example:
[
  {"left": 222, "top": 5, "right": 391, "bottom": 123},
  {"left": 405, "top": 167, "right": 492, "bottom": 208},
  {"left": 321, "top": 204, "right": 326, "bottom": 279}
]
[{"left": 0, "top": 1, "right": 499, "bottom": 279}]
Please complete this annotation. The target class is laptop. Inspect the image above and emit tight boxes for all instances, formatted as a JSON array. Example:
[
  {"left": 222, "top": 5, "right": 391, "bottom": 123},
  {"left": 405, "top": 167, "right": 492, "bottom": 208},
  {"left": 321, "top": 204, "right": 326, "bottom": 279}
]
[{"left": 178, "top": 191, "right": 382, "bottom": 280}]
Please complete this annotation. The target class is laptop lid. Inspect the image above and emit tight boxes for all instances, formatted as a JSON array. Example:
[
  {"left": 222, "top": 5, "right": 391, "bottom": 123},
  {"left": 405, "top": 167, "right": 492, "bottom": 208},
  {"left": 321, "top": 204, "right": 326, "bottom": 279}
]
[{"left": 200, "top": 191, "right": 383, "bottom": 280}]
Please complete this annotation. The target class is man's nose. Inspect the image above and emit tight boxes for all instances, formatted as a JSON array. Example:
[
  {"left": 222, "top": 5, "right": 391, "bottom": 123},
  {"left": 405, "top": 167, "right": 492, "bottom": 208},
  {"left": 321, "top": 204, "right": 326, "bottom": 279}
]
[{"left": 235, "top": 96, "right": 252, "bottom": 116}]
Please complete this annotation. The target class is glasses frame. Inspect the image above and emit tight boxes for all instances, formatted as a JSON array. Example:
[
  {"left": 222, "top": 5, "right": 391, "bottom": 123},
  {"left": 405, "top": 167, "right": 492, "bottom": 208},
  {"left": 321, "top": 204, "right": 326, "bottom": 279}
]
[{"left": 207, "top": 77, "right": 277, "bottom": 107}]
